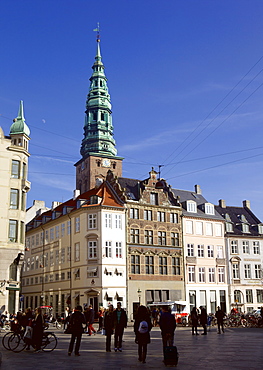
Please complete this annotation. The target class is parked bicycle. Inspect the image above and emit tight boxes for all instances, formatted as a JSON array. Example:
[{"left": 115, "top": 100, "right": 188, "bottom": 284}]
[{"left": 4, "top": 330, "right": 57, "bottom": 352}]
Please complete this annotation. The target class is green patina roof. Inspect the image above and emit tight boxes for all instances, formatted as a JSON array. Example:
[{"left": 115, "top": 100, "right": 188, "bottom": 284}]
[{"left": 10, "top": 100, "right": 30, "bottom": 137}]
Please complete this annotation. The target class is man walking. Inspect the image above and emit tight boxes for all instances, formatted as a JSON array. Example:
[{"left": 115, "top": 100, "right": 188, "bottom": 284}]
[
  {"left": 113, "top": 302, "right": 127, "bottom": 352},
  {"left": 200, "top": 306, "right": 208, "bottom": 335},
  {"left": 159, "top": 305, "right": 176, "bottom": 351},
  {"left": 86, "top": 305, "right": 96, "bottom": 336},
  {"left": 215, "top": 306, "right": 226, "bottom": 334}
]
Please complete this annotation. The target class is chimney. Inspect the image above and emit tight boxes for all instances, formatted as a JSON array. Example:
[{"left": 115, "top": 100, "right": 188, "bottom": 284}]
[
  {"left": 218, "top": 199, "right": 226, "bottom": 208},
  {"left": 73, "top": 189, "right": 80, "bottom": 200},
  {"left": 243, "top": 200, "right": 251, "bottom": 209},
  {"left": 52, "top": 201, "right": 61, "bottom": 210},
  {"left": 194, "top": 184, "right": 202, "bottom": 195}
]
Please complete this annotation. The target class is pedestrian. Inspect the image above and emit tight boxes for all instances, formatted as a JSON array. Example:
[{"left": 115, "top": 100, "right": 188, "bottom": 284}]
[
  {"left": 32, "top": 307, "right": 44, "bottom": 353},
  {"left": 134, "top": 305, "right": 152, "bottom": 363},
  {"left": 104, "top": 304, "right": 114, "bottom": 352},
  {"left": 68, "top": 305, "right": 86, "bottom": 356},
  {"left": 200, "top": 306, "right": 208, "bottom": 335},
  {"left": 159, "top": 305, "right": 176, "bottom": 351},
  {"left": 215, "top": 306, "right": 226, "bottom": 334},
  {"left": 113, "top": 301, "right": 127, "bottom": 352},
  {"left": 191, "top": 307, "right": 199, "bottom": 335},
  {"left": 86, "top": 304, "right": 96, "bottom": 335},
  {"left": 98, "top": 306, "right": 104, "bottom": 333}
]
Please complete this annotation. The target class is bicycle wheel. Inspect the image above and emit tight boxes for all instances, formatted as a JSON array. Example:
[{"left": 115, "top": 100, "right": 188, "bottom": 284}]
[
  {"left": 8, "top": 333, "right": 26, "bottom": 352},
  {"left": 2, "top": 331, "right": 13, "bottom": 350},
  {"left": 42, "top": 332, "right": 57, "bottom": 352}
]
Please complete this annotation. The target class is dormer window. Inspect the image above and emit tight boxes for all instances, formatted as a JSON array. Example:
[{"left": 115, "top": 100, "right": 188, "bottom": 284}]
[
  {"left": 205, "top": 203, "right": 215, "bottom": 215},
  {"left": 258, "top": 224, "right": 263, "bottom": 234},
  {"left": 242, "top": 223, "right": 250, "bottom": 233},
  {"left": 225, "top": 213, "right": 233, "bottom": 232},
  {"left": 90, "top": 195, "right": 101, "bottom": 205},
  {"left": 187, "top": 201, "right": 197, "bottom": 213}
]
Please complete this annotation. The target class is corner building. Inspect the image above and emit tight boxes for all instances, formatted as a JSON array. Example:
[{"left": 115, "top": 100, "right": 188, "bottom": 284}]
[{"left": 0, "top": 102, "right": 30, "bottom": 313}]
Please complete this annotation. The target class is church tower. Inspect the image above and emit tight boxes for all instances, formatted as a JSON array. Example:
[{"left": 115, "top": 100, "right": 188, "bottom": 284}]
[{"left": 75, "top": 33, "right": 123, "bottom": 193}]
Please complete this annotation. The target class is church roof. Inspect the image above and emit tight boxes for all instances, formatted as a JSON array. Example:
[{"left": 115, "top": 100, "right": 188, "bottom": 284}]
[{"left": 10, "top": 100, "right": 30, "bottom": 137}]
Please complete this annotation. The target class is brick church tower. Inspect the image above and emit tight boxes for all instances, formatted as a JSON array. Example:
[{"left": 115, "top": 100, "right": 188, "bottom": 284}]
[{"left": 75, "top": 31, "right": 123, "bottom": 193}]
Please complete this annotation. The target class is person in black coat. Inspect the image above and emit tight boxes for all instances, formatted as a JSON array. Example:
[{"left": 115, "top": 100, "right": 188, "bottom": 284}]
[
  {"left": 159, "top": 305, "right": 176, "bottom": 351},
  {"left": 215, "top": 306, "right": 226, "bottom": 334},
  {"left": 68, "top": 305, "right": 86, "bottom": 356},
  {"left": 85, "top": 305, "right": 96, "bottom": 335},
  {"left": 32, "top": 307, "right": 44, "bottom": 352},
  {"left": 134, "top": 305, "right": 152, "bottom": 363},
  {"left": 113, "top": 302, "right": 127, "bottom": 352},
  {"left": 191, "top": 307, "right": 199, "bottom": 335},
  {"left": 199, "top": 306, "right": 208, "bottom": 335},
  {"left": 103, "top": 304, "right": 114, "bottom": 352}
]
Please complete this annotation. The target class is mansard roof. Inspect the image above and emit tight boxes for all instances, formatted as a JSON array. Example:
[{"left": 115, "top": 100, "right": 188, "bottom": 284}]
[{"left": 215, "top": 204, "right": 262, "bottom": 236}]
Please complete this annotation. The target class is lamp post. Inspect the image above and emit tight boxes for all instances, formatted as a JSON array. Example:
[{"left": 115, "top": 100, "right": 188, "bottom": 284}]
[{"left": 137, "top": 288, "right": 142, "bottom": 306}]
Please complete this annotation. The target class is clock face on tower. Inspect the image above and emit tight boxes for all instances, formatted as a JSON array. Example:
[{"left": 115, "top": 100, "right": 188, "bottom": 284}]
[{"left": 102, "top": 159, "right": 111, "bottom": 167}]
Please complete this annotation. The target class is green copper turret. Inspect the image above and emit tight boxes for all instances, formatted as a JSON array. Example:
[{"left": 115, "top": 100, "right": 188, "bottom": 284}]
[{"left": 80, "top": 40, "right": 117, "bottom": 158}]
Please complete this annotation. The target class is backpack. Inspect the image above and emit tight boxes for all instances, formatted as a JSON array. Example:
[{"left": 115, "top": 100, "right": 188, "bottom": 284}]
[{"left": 138, "top": 320, "right": 148, "bottom": 334}]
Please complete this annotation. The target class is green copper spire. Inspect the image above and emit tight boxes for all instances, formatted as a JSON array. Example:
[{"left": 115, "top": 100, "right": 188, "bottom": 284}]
[
  {"left": 10, "top": 100, "right": 30, "bottom": 137},
  {"left": 80, "top": 37, "right": 117, "bottom": 158}
]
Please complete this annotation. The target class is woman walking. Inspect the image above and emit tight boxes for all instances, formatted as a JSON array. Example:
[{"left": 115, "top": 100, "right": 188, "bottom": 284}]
[
  {"left": 134, "top": 305, "right": 152, "bottom": 364},
  {"left": 68, "top": 305, "right": 86, "bottom": 356},
  {"left": 191, "top": 307, "right": 199, "bottom": 335},
  {"left": 32, "top": 307, "right": 44, "bottom": 352},
  {"left": 103, "top": 304, "right": 114, "bottom": 352}
]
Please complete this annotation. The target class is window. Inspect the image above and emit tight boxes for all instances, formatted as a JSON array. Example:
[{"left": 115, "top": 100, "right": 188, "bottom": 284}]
[
  {"left": 206, "top": 222, "right": 213, "bottom": 236},
  {"left": 50, "top": 274, "right": 54, "bottom": 282},
  {"left": 150, "top": 193, "right": 158, "bottom": 205},
  {"left": 61, "top": 223, "right": 65, "bottom": 237},
  {"left": 105, "top": 241, "right": 112, "bottom": 258},
  {"left": 196, "top": 221, "right": 203, "bottom": 235},
  {"left": 186, "top": 220, "right": 193, "bottom": 234},
  {"left": 256, "top": 290, "right": 263, "bottom": 303},
  {"left": 197, "top": 244, "right": 204, "bottom": 257},
  {"left": 208, "top": 268, "right": 215, "bottom": 282},
  {"left": 145, "top": 256, "right": 154, "bottom": 274},
  {"left": 188, "top": 266, "right": 195, "bottom": 282},
  {"left": 67, "top": 271, "right": 71, "bottom": 279},
  {"left": 159, "top": 257, "right": 167, "bottom": 275},
  {"left": 199, "top": 267, "right": 205, "bottom": 282},
  {"left": 115, "top": 215, "right": 122, "bottom": 229},
  {"left": 9, "top": 220, "right": 18, "bottom": 242},
  {"left": 61, "top": 248, "right": 65, "bottom": 263},
  {"left": 158, "top": 231, "right": 166, "bottom": 245},
  {"left": 255, "top": 264, "right": 261, "bottom": 278},
  {"left": 31, "top": 236, "right": 35, "bottom": 247},
  {"left": 205, "top": 203, "right": 215, "bottom": 215},
  {"left": 241, "top": 240, "right": 249, "bottom": 254},
  {"left": 45, "top": 230, "right": 49, "bottom": 244},
  {"left": 170, "top": 213, "right": 178, "bottom": 223},
  {"left": 75, "top": 242, "right": 80, "bottom": 261},
  {"left": 50, "top": 228, "right": 54, "bottom": 241},
  {"left": 145, "top": 230, "right": 153, "bottom": 245},
  {"left": 31, "top": 257, "right": 35, "bottom": 270},
  {"left": 55, "top": 225, "right": 59, "bottom": 239},
  {"left": 242, "top": 223, "right": 250, "bottom": 233},
  {"left": 131, "top": 255, "right": 140, "bottom": 274},
  {"left": 55, "top": 250, "right": 59, "bottom": 265},
  {"left": 253, "top": 241, "right": 260, "bottom": 254},
  {"left": 231, "top": 240, "right": 238, "bottom": 254},
  {"left": 187, "top": 244, "right": 194, "bottom": 257},
  {"left": 116, "top": 242, "right": 122, "bottom": 258},
  {"left": 157, "top": 212, "right": 165, "bottom": 222},
  {"left": 35, "top": 256, "right": 39, "bottom": 269},
  {"left": 67, "top": 246, "right": 71, "bottom": 261},
  {"left": 144, "top": 210, "right": 152, "bottom": 221},
  {"left": 130, "top": 229, "right": 139, "bottom": 243},
  {"left": 88, "top": 241, "right": 97, "bottom": 259},
  {"left": 218, "top": 267, "right": 225, "bottom": 283},
  {"left": 226, "top": 222, "right": 233, "bottom": 232},
  {"left": 67, "top": 221, "right": 71, "bottom": 235},
  {"left": 258, "top": 225, "right": 263, "bottom": 234},
  {"left": 61, "top": 272, "right": 65, "bottom": 280},
  {"left": 172, "top": 257, "right": 181, "bottom": 275},
  {"left": 75, "top": 217, "right": 80, "bottom": 232},
  {"left": 36, "top": 234, "right": 39, "bottom": 246},
  {"left": 74, "top": 269, "right": 80, "bottom": 279},
  {"left": 11, "top": 160, "right": 20, "bottom": 178},
  {"left": 246, "top": 289, "right": 253, "bottom": 303},
  {"left": 234, "top": 290, "right": 241, "bottom": 303},
  {"left": 232, "top": 264, "right": 239, "bottom": 279},
  {"left": 215, "top": 223, "right": 222, "bottom": 237},
  {"left": 10, "top": 189, "right": 19, "bottom": 209},
  {"left": 88, "top": 214, "right": 96, "bottom": 229},
  {"left": 207, "top": 245, "right": 214, "bottom": 258},
  {"left": 105, "top": 213, "right": 112, "bottom": 228},
  {"left": 50, "top": 251, "right": 54, "bottom": 266},
  {"left": 130, "top": 208, "right": 139, "bottom": 219},
  {"left": 244, "top": 264, "right": 251, "bottom": 279},
  {"left": 187, "top": 201, "right": 197, "bottom": 213},
  {"left": 171, "top": 232, "right": 179, "bottom": 246},
  {"left": 44, "top": 253, "right": 48, "bottom": 267},
  {"left": 55, "top": 273, "right": 59, "bottom": 281}
]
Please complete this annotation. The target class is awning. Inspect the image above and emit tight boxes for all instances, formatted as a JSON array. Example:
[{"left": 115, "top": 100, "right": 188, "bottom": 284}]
[
  {"left": 72, "top": 294, "right": 79, "bottom": 299},
  {"left": 115, "top": 267, "right": 124, "bottom": 274},
  {"left": 73, "top": 268, "right": 79, "bottom": 274},
  {"left": 174, "top": 301, "right": 187, "bottom": 306},
  {"left": 104, "top": 267, "right": 114, "bottom": 274},
  {"left": 87, "top": 267, "right": 97, "bottom": 273},
  {"left": 6, "top": 287, "right": 20, "bottom": 291}
]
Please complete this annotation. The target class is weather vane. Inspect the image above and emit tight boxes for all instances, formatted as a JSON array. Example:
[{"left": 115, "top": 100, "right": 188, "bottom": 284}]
[{"left": 93, "top": 22, "right": 100, "bottom": 42}]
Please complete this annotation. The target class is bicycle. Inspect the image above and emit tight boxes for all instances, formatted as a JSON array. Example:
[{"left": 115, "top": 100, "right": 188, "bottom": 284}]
[{"left": 7, "top": 331, "right": 57, "bottom": 352}]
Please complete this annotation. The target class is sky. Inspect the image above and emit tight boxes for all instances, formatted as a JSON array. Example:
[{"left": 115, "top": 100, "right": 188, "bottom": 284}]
[{"left": 1, "top": 0, "right": 263, "bottom": 220}]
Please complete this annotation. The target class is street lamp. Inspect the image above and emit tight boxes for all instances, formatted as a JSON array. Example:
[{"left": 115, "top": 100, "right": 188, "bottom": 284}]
[{"left": 137, "top": 288, "right": 142, "bottom": 305}]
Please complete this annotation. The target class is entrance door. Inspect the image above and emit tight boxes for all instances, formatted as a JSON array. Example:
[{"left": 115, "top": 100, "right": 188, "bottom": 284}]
[{"left": 89, "top": 297, "right": 98, "bottom": 313}]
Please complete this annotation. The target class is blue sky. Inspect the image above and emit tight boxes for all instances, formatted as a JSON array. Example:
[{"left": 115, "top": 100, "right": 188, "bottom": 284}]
[{"left": 1, "top": 0, "right": 263, "bottom": 220}]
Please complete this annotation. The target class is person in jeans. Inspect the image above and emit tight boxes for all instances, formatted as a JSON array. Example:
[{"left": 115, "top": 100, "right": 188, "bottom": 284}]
[
  {"left": 159, "top": 306, "right": 176, "bottom": 352},
  {"left": 113, "top": 302, "right": 127, "bottom": 352},
  {"left": 68, "top": 305, "right": 86, "bottom": 356}
]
